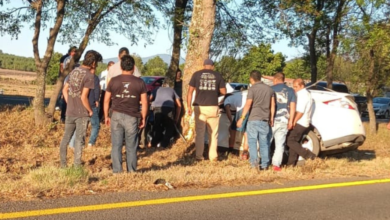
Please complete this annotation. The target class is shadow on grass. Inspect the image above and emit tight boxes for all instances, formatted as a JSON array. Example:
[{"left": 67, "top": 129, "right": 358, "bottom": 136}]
[{"left": 324, "top": 149, "right": 376, "bottom": 162}]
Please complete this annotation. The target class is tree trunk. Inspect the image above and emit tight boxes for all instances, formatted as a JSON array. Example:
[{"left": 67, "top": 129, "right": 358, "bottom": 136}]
[
  {"left": 307, "top": 31, "right": 318, "bottom": 83},
  {"left": 182, "top": 0, "right": 217, "bottom": 139},
  {"left": 34, "top": 67, "right": 48, "bottom": 125},
  {"left": 32, "top": 0, "right": 66, "bottom": 126},
  {"left": 46, "top": 4, "right": 109, "bottom": 117},
  {"left": 326, "top": 0, "right": 345, "bottom": 89},
  {"left": 165, "top": 0, "right": 189, "bottom": 86},
  {"left": 367, "top": 50, "right": 377, "bottom": 135}
]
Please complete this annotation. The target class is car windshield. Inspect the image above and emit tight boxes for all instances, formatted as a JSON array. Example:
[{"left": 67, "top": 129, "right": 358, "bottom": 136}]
[
  {"left": 373, "top": 98, "right": 390, "bottom": 104},
  {"left": 141, "top": 77, "right": 156, "bottom": 84}
]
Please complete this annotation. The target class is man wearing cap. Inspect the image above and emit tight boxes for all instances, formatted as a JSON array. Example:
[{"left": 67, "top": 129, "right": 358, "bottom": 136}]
[{"left": 187, "top": 59, "right": 226, "bottom": 161}]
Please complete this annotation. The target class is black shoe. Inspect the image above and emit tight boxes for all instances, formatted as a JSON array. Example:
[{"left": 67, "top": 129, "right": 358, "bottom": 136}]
[{"left": 259, "top": 166, "right": 269, "bottom": 171}]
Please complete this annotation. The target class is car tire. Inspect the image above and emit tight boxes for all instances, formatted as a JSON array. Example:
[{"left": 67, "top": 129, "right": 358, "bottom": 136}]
[{"left": 301, "top": 130, "right": 320, "bottom": 156}]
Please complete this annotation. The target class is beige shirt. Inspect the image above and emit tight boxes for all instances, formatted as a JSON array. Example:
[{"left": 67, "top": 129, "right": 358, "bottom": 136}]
[{"left": 107, "top": 61, "right": 141, "bottom": 79}]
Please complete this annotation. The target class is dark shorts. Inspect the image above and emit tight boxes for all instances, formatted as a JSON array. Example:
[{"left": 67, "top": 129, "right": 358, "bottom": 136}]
[{"left": 230, "top": 110, "right": 248, "bottom": 132}]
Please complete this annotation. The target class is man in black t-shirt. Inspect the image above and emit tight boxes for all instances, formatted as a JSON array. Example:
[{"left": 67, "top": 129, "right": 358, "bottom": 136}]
[
  {"left": 59, "top": 50, "right": 102, "bottom": 168},
  {"left": 104, "top": 55, "right": 148, "bottom": 173},
  {"left": 187, "top": 59, "right": 226, "bottom": 161}
]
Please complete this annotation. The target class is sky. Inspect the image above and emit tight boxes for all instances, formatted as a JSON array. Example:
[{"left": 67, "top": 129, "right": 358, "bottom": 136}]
[{"left": 0, "top": 2, "right": 304, "bottom": 62}]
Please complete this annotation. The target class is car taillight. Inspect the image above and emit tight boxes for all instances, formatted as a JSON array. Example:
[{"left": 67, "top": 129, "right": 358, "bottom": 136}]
[{"left": 323, "top": 99, "right": 355, "bottom": 110}]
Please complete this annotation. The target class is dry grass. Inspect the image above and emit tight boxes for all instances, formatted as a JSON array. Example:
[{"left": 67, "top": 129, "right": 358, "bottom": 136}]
[{"left": 0, "top": 104, "right": 390, "bottom": 202}]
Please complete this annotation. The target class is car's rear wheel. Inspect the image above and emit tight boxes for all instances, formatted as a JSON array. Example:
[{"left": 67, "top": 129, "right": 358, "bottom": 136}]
[{"left": 301, "top": 130, "right": 320, "bottom": 156}]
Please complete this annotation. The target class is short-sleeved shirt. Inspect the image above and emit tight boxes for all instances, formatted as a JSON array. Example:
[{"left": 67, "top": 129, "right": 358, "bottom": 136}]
[
  {"left": 296, "top": 88, "right": 313, "bottom": 127},
  {"left": 106, "top": 74, "right": 147, "bottom": 118},
  {"left": 107, "top": 61, "right": 141, "bottom": 80},
  {"left": 224, "top": 91, "right": 248, "bottom": 112},
  {"left": 66, "top": 66, "right": 94, "bottom": 117},
  {"left": 151, "top": 87, "right": 179, "bottom": 108},
  {"left": 247, "top": 81, "right": 274, "bottom": 121},
  {"left": 189, "top": 69, "right": 226, "bottom": 106},
  {"left": 63, "top": 56, "right": 72, "bottom": 70},
  {"left": 59, "top": 54, "right": 69, "bottom": 76},
  {"left": 271, "top": 83, "right": 297, "bottom": 123},
  {"left": 99, "top": 69, "right": 108, "bottom": 91}
]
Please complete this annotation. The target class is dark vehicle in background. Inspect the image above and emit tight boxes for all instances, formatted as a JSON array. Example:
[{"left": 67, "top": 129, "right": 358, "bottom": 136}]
[
  {"left": 229, "top": 83, "right": 248, "bottom": 92},
  {"left": 141, "top": 76, "right": 165, "bottom": 94},
  {"left": 306, "top": 81, "right": 349, "bottom": 93},
  {"left": 362, "top": 97, "right": 390, "bottom": 119},
  {"left": 352, "top": 95, "right": 367, "bottom": 116}
]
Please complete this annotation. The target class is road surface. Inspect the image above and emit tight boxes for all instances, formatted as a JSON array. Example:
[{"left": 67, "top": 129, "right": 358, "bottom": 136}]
[
  {"left": 1, "top": 178, "right": 389, "bottom": 220},
  {"left": 0, "top": 95, "right": 50, "bottom": 106}
]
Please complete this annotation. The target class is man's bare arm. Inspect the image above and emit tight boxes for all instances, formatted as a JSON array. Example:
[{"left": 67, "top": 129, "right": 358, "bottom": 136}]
[
  {"left": 62, "top": 83, "right": 69, "bottom": 103},
  {"left": 288, "top": 102, "right": 296, "bottom": 129},
  {"left": 104, "top": 91, "right": 111, "bottom": 119},
  {"left": 270, "top": 96, "right": 275, "bottom": 126},
  {"left": 81, "top": 88, "right": 92, "bottom": 116},
  {"left": 187, "top": 86, "right": 195, "bottom": 114},
  {"left": 174, "top": 98, "right": 182, "bottom": 122},
  {"left": 140, "top": 93, "right": 148, "bottom": 129},
  {"left": 219, "top": 87, "right": 227, "bottom": 95},
  {"left": 225, "top": 104, "right": 233, "bottom": 123}
]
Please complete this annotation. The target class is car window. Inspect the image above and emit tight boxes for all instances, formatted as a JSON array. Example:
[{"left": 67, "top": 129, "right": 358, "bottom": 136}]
[
  {"left": 141, "top": 77, "right": 156, "bottom": 84},
  {"left": 373, "top": 98, "right": 390, "bottom": 104}
]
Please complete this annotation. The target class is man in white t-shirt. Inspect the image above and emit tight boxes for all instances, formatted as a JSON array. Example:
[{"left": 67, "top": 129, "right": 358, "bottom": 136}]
[
  {"left": 224, "top": 91, "right": 249, "bottom": 159},
  {"left": 98, "top": 61, "right": 114, "bottom": 121},
  {"left": 106, "top": 47, "right": 141, "bottom": 87},
  {"left": 286, "top": 78, "right": 316, "bottom": 166}
]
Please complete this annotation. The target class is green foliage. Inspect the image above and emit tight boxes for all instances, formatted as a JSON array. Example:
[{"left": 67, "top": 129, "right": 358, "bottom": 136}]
[
  {"left": 237, "top": 44, "right": 286, "bottom": 83},
  {"left": 215, "top": 56, "right": 241, "bottom": 82},
  {"left": 0, "top": 52, "right": 35, "bottom": 72},
  {"left": 132, "top": 54, "right": 144, "bottom": 73},
  {"left": 284, "top": 58, "right": 311, "bottom": 79},
  {"left": 46, "top": 52, "right": 63, "bottom": 85},
  {"left": 142, "top": 56, "right": 168, "bottom": 76}
]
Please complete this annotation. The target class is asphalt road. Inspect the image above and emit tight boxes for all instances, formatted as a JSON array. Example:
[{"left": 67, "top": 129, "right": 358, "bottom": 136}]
[
  {"left": 0, "top": 95, "right": 50, "bottom": 106},
  {"left": 1, "top": 178, "right": 389, "bottom": 220}
]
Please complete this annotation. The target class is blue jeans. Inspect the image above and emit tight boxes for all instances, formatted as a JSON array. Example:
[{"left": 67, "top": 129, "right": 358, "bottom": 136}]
[
  {"left": 247, "top": 120, "right": 271, "bottom": 169},
  {"left": 110, "top": 112, "right": 139, "bottom": 173},
  {"left": 270, "top": 121, "right": 288, "bottom": 167},
  {"left": 88, "top": 107, "right": 100, "bottom": 145},
  {"left": 59, "top": 116, "right": 90, "bottom": 167}
]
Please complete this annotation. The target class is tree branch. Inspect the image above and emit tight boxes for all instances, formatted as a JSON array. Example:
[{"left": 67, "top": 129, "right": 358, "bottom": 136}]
[{"left": 32, "top": 0, "right": 43, "bottom": 68}]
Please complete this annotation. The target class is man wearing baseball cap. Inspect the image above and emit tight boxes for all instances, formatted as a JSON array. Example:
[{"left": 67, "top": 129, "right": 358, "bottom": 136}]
[{"left": 187, "top": 58, "right": 226, "bottom": 161}]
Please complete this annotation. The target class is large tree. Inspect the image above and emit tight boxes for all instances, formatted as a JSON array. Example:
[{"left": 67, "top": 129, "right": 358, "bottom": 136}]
[
  {"left": 341, "top": 0, "right": 390, "bottom": 134},
  {"left": 46, "top": 0, "right": 161, "bottom": 119},
  {"left": 0, "top": 0, "right": 67, "bottom": 125},
  {"left": 0, "top": 0, "right": 161, "bottom": 125},
  {"left": 182, "top": 0, "right": 217, "bottom": 138}
]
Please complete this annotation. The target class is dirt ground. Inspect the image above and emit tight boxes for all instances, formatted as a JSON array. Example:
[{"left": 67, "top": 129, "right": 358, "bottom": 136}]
[
  {"left": 0, "top": 75, "right": 389, "bottom": 202},
  {"left": 0, "top": 69, "right": 53, "bottom": 97}
]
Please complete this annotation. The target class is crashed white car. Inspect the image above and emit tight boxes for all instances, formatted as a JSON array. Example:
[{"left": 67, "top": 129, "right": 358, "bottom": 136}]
[{"left": 215, "top": 89, "right": 366, "bottom": 157}]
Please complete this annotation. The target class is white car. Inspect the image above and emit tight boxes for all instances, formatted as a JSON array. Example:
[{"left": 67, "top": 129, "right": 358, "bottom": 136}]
[{"left": 214, "top": 89, "right": 366, "bottom": 157}]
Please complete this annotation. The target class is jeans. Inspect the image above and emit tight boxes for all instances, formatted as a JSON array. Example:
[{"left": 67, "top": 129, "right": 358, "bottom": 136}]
[
  {"left": 110, "top": 111, "right": 139, "bottom": 173},
  {"left": 59, "top": 116, "right": 90, "bottom": 167},
  {"left": 88, "top": 107, "right": 100, "bottom": 145},
  {"left": 194, "top": 106, "right": 220, "bottom": 160},
  {"left": 286, "top": 124, "right": 311, "bottom": 166},
  {"left": 99, "top": 90, "right": 105, "bottom": 121},
  {"left": 270, "top": 121, "right": 288, "bottom": 167},
  {"left": 60, "top": 98, "right": 67, "bottom": 122},
  {"left": 152, "top": 107, "right": 175, "bottom": 147},
  {"left": 247, "top": 120, "right": 270, "bottom": 169}
]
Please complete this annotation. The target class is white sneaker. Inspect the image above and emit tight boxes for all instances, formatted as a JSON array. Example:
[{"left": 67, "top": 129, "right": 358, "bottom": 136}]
[{"left": 55, "top": 107, "right": 60, "bottom": 111}]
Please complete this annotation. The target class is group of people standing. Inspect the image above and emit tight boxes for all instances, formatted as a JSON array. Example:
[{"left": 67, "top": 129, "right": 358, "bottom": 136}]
[
  {"left": 58, "top": 46, "right": 316, "bottom": 173},
  {"left": 189, "top": 62, "right": 316, "bottom": 171}
]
